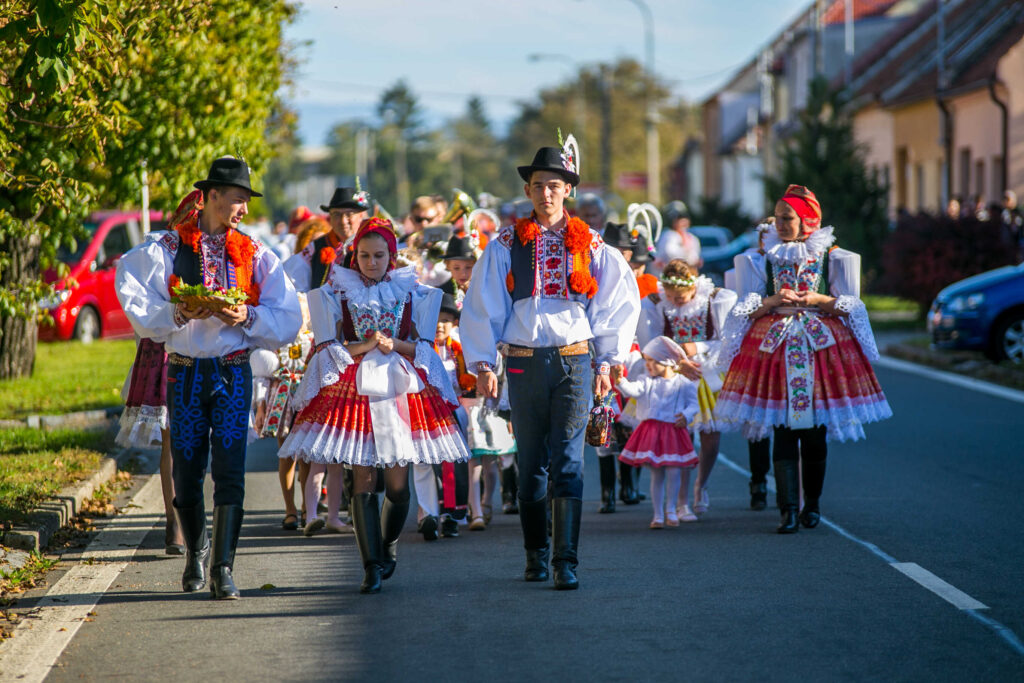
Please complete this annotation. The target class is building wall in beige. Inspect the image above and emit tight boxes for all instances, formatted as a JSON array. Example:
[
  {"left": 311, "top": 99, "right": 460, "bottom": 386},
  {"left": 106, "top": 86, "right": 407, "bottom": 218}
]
[
  {"left": 949, "top": 88, "right": 1004, "bottom": 204},
  {"left": 891, "top": 100, "right": 943, "bottom": 213},
  {"left": 852, "top": 105, "right": 895, "bottom": 210},
  {"left": 996, "top": 36, "right": 1024, "bottom": 198}
]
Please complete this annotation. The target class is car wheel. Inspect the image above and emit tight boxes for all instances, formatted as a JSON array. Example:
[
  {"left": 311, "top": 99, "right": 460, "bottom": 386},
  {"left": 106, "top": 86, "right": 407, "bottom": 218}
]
[
  {"left": 993, "top": 313, "right": 1024, "bottom": 364},
  {"left": 73, "top": 306, "right": 100, "bottom": 344}
]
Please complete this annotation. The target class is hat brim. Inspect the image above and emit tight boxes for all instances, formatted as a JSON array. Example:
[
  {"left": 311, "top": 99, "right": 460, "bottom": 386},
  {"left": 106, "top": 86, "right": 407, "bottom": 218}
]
[
  {"left": 517, "top": 165, "right": 579, "bottom": 186},
  {"left": 630, "top": 250, "right": 651, "bottom": 264},
  {"left": 321, "top": 201, "right": 370, "bottom": 212},
  {"left": 194, "top": 180, "right": 263, "bottom": 198}
]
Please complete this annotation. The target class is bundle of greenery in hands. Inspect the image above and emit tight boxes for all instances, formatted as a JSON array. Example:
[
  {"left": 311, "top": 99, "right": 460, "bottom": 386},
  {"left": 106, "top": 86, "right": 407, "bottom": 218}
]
[{"left": 170, "top": 281, "right": 250, "bottom": 312}]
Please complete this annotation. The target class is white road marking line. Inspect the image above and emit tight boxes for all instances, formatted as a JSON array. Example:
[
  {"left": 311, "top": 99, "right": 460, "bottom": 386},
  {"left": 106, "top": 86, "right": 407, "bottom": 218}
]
[
  {"left": 876, "top": 355, "right": 1024, "bottom": 404},
  {"left": 0, "top": 475, "right": 164, "bottom": 683},
  {"left": 890, "top": 562, "right": 989, "bottom": 610},
  {"left": 717, "top": 452, "right": 1024, "bottom": 658}
]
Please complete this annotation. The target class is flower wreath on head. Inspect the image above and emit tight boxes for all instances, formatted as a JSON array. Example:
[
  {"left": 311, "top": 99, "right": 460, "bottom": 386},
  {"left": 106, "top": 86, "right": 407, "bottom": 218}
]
[
  {"left": 660, "top": 274, "right": 696, "bottom": 289},
  {"left": 167, "top": 190, "right": 261, "bottom": 305},
  {"left": 506, "top": 215, "right": 598, "bottom": 298}
]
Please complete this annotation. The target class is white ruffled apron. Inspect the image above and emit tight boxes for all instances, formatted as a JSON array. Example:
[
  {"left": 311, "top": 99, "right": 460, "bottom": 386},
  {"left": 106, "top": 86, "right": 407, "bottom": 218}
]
[
  {"left": 758, "top": 307, "right": 836, "bottom": 430},
  {"left": 356, "top": 348, "right": 424, "bottom": 463}
]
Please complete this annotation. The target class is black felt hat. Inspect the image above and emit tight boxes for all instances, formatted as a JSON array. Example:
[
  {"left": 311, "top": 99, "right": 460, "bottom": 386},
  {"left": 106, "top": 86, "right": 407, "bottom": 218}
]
[
  {"left": 517, "top": 146, "right": 579, "bottom": 186},
  {"left": 443, "top": 233, "right": 478, "bottom": 260},
  {"left": 193, "top": 157, "right": 262, "bottom": 197},
  {"left": 439, "top": 293, "right": 461, "bottom": 319},
  {"left": 321, "top": 187, "right": 371, "bottom": 213},
  {"left": 602, "top": 222, "right": 636, "bottom": 249},
  {"left": 630, "top": 234, "right": 652, "bottom": 263}
]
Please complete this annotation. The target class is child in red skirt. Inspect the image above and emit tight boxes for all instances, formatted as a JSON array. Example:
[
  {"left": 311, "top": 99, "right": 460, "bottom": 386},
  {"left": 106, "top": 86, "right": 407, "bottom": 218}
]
[{"left": 615, "top": 336, "right": 699, "bottom": 528}]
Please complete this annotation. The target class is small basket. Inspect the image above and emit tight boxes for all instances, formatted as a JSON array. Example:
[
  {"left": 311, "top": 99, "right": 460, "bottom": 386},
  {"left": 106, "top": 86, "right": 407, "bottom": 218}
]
[
  {"left": 585, "top": 397, "right": 614, "bottom": 448},
  {"left": 173, "top": 294, "right": 242, "bottom": 313}
]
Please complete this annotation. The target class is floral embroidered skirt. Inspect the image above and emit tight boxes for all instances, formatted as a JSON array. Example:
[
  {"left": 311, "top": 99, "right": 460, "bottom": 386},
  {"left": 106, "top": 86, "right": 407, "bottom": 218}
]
[
  {"left": 714, "top": 313, "right": 892, "bottom": 442},
  {"left": 619, "top": 419, "right": 697, "bottom": 468},
  {"left": 279, "top": 358, "right": 471, "bottom": 467},
  {"left": 116, "top": 338, "right": 168, "bottom": 448}
]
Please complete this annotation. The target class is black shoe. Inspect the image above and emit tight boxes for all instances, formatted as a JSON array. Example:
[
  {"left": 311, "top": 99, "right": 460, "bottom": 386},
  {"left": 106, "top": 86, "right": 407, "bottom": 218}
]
[
  {"left": 500, "top": 466, "right": 519, "bottom": 514},
  {"left": 774, "top": 459, "right": 800, "bottom": 535},
  {"left": 777, "top": 508, "right": 800, "bottom": 534},
  {"left": 598, "top": 488, "right": 616, "bottom": 514},
  {"left": 380, "top": 494, "right": 409, "bottom": 580},
  {"left": 175, "top": 503, "right": 209, "bottom": 593},
  {"left": 441, "top": 515, "right": 460, "bottom": 538},
  {"left": 750, "top": 481, "right": 767, "bottom": 511},
  {"left": 210, "top": 505, "right": 243, "bottom": 599},
  {"left": 519, "top": 498, "right": 549, "bottom": 582},
  {"left": 552, "top": 498, "right": 581, "bottom": 590},
  {"left": 418, "top": 515, "right": 439, "bottom": 541},
  {"left": 799, "top": 501, "right": 821, "bottom": 529},
  {"left": 351, "top": 492, "right": 383, "bottom": 594},
  {"left": 619, "top": 462, "right": 640, "bottom": 505}
]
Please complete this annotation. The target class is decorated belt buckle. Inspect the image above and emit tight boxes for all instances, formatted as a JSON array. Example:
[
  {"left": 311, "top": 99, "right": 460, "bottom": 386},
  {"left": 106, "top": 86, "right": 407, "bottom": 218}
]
[{"left": 288, "top": 344, "right": 302, "bottom": 359}]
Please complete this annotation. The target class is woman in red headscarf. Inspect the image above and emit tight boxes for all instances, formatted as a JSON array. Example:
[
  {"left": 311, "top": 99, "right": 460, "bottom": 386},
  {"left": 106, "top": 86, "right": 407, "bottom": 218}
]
[
  {"left": 713, "top": 185, "right": 892, "bottom": 534},
  {"left": 279, "top": 217, "right": 471, "bottom": 593}
]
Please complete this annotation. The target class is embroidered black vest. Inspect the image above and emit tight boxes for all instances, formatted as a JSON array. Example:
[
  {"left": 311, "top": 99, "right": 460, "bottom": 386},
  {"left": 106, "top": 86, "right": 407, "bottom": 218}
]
[
  {"left": 172, "top": 241, "right": 203, "bottom": 285},
  {"left": 765, "top": 248, "right": 832, "bottom": 296},
  {"left": 508, "top": 232, "right": 589, "bottom": 306}
]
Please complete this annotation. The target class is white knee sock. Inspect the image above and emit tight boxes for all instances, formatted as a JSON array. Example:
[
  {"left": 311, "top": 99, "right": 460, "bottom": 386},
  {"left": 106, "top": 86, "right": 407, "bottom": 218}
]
[
  {"left": 325, "top": 465, "right": 344, "bottom": 526},
  {"left": 304, "top": 464, "right": 325, "bottom": 524},
  {"left": 413, "top": 463, "right": 439, "bottom": 518},
  {"left": 649, "top": 467, "right": 666, "bottom": 521},
  {"left": 666, "top": 468, "right": 682, "bottom": 512},
  {"left": 677, "top": 467, "right": 692, "bottom": 509}
]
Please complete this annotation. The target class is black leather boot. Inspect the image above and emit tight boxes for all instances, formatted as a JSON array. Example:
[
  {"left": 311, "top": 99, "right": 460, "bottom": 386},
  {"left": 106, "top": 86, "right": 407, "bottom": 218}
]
[
  {"left": 749, "top": 481, "right": 768, "bottom": 511},
  {"left": 800, "top": 458, "right": 826, "bottom": 528},
  {"left": 380, "top": 492, "right": 409, "bottom": 580},
  {"left": 774, "top": 460, "right": 800, "bottom": 534},
  {"left": 519, "top": 497, "right": 549, "bottom": 582},
  {"left": 598, "top": 455, "right": 616, "bottom": 513},
  {"left": 351, "top": 493, "right": 383, "bottom": 594},
  {"left": 619, "top": 461, "right": 639, "bottom": 504},
  {"left": 551, "top": 497, "right": 581, "bottom": 590},
  {"left": 175, "top": 502, "right": 209, "bottom": 593},
  {"left": 501, "top": 466, "right": 518, "bottom": 514},
  {"left": 210, "top": 505, "right": 243, "bottom": 599}
]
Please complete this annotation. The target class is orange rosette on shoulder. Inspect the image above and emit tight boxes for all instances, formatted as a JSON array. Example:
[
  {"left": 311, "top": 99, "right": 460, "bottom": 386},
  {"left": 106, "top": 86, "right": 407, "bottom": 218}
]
[
  {"left": 319, "top": 246, "right": 337, "bottom": 265},
  {"left": 637, "top": 273, "right": 658, "bottom": 299}
]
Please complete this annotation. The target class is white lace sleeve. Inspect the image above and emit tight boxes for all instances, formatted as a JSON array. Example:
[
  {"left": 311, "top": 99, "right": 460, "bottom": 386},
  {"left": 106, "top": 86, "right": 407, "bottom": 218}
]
[
  {"left": 710, "top": 291, "right": 760, "bottom": 371},
  {"left": 835, "top": 295, "right": 880, "bottom": 361},
  {"left": 413, "top": 340, "right": 459, "bottom": 407},
  {"left": 292, "top": 343, "right": 354, "bottom": 411}
]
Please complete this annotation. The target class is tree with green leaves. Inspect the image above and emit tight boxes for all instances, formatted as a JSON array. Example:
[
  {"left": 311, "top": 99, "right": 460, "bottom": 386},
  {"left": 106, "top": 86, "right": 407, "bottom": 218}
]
[
  {"left": 764, "top": 76, "right": 889, "bottom": 281},
  {"left": 0, "top": 0, "right": 295, "bottom": 379}
]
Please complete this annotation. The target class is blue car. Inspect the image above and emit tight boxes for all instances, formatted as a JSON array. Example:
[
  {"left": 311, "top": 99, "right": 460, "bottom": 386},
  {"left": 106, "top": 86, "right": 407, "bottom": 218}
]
[{"left": 928, "top": 263, "right": 1024, "bottom": 363}]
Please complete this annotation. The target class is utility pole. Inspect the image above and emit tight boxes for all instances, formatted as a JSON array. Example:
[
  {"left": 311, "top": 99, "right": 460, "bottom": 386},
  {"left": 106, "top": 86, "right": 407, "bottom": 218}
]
[
  {"left": 625, "top": 0, "right": 660, "bottom": 204},
  {"left": 599, "top": 65, "right": 613, "bottom": 193},
  {"left": 844, "top": 0, "right": 854, "bottom": 87}
]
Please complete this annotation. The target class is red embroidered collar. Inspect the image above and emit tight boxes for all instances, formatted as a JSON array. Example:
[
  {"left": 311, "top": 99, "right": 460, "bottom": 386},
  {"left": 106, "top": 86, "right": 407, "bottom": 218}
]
[
  {"left": 174, "top": 218, "right": 260, "bottom": 305},
  {"left": 513, "top": 215, "right": 598, "bottom": 298}
]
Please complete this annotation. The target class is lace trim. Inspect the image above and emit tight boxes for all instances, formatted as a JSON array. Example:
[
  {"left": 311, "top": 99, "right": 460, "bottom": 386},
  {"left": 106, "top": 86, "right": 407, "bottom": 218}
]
[
  {"left": 115, "top": 405, "right": 167, "bottom": 448},
  {"left": 279, "top": 422, "right": 471, "bottom": 466},
  {"left": 663, "top": 275, "right": 714, "bottom": 320},
  {"left": 835, "top": 295, "right": 879, "bottom": 361},
  {"left": 713, "top": 395, "right": 893, "bottom": 443},
  {"left": 763, "top": 226, "right": 835, "bottom": 265},
  {"left": 710, "top": 292, "right": 760, "bottom": 371},
  {"left": 413, "top": 341, "right": 459, "bottom": 407},
  {"left": 328, "top": 265, "right": 418, "bottom": 310},
  {"left": 292, "top": 342, "right": 354, "bottom": 411}
]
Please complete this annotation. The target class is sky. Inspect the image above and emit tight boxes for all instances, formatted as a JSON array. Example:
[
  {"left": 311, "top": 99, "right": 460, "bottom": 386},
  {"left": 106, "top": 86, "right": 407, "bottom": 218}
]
[{"left": 284, "top": 0, "right": 810, "bottom": 147}]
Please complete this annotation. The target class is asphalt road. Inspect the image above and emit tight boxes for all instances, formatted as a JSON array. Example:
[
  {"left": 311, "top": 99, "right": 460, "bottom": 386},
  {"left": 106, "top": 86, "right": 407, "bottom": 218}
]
[{"left": 8, "top": 364, "right": 1024, "bottom": 681}]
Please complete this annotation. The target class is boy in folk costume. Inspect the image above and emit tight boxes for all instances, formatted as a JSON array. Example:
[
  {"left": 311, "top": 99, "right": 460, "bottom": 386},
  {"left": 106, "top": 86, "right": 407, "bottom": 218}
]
[
  {"left": 116, "top": 157, "right": 302, "bottom": 599},
  {"left": 714, "top": 185, "right": 892, "bottom": 533},
  {"left": 461, "top": 134, "right": 640, "bottom": 589}
]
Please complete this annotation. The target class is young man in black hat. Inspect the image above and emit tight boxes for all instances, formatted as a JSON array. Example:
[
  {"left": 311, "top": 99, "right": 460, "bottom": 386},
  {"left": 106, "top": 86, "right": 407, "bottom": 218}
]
[
  {"left": 461, "top": 143, "right": 640, "bottom": 590},
  {"left": 116, "top": 156, "right": 302, "bottom": 599},
  {"left": 284, "top": 186, "right": 371, "bottom": 289}
]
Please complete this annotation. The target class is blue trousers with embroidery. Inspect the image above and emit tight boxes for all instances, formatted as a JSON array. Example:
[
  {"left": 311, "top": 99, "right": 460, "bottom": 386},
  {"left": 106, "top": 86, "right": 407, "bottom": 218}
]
[
  {"left": 167, "top": 358, "right": 252, "bottom": 509},
  {"left": 506, "top": 349, "right": 592, "bottom": 501}
]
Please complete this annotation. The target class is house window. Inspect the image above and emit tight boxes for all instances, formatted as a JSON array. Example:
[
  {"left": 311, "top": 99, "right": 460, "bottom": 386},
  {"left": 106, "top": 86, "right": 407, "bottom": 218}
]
[
  {"left": 975, "top": 159, "right": 985, "bottom": 200},
  {"left": 959, "top": 148, "right": 971, "bottom": 200}
]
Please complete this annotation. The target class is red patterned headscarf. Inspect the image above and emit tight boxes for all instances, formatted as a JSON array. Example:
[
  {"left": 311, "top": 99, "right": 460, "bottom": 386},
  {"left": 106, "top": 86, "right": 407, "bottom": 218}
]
[
  {"left": 350, "top": 217, "right": 398, "bottom": 275},
  {"left": 779, "top": 184, "right": 822, "bottom": 231},
  {"left": 167, "top": 190, "right": 203, "bottom": 231}
]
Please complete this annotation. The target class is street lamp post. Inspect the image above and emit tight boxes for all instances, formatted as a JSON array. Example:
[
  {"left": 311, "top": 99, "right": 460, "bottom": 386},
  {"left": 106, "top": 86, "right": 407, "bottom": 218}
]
[
  {"left": 527, "top": 53, "right": 586, "bottom": 137},
  {"left": 623, "top": 0, "right": 660, "bottom": 205}
]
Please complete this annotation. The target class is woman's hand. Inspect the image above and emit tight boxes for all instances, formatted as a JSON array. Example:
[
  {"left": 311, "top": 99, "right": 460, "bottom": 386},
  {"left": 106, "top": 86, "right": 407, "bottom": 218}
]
[
  {"left": 676, "top": 357, "right": 702, "bottom": 381},
  {"left": 374, "top": 332, "right": 394, "bottom": 355},
  {"left": 673, "top": 413, "right": 689, "bottom": 429}
]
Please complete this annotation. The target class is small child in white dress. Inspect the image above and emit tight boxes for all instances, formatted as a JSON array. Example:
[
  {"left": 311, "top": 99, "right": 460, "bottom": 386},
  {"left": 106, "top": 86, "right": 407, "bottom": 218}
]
[{"left": 615, "top": 336, "right": 700, "bottom": 528}]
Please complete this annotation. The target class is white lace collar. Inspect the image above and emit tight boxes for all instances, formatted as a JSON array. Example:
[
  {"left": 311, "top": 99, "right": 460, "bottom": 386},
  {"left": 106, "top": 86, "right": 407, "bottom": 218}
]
[
  {"left": 763, "top": 226, "right": 835, "bottom": 265},
  {"left": 664, "top": 275, "right": 714, "bottom": 319},
  {"left": 329, "top": 265, "right": 419, "bottom": 309}
]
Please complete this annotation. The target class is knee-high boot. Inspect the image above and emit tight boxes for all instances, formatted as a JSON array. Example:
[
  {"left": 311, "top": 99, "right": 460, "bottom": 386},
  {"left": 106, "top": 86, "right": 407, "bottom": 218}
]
[
  {"left": 210, "top": 505, "right": 244, "bottom": 599},
  {"left": 350, "top": 493, "right": 383, "bottom": 594},
  {"left": 598, "top": 455, "right": 616, "bottom": 513},
  {"left": 519, "top": 497, "right": 549, "bottom": 582},
  {"left": 175, "top": 502, "right": 209, "bottom": 593},
  {"left": 380, "top": 491, "right": 409, "bottom": 580},
  {"left": 551, "top": 497, "right": 581, "bottom": 590},
  {"left": 748, "top": 437, "right": 771, "bottom": 510},
  {"left": 501, "top": 465, "right": 519, "bottom": 514},
  {"left": 774, "top": 460, "right": 800, "bottom": 534},
  {"left": 800, "top": 458, "right": 826, "bottom": 528},
  {"left": 619, "top": 461, "right": 639, "bottom": 504}
]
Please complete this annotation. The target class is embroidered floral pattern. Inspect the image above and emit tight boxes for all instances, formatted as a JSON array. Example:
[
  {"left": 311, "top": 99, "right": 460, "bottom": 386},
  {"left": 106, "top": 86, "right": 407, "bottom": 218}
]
[
  {"left": 539, "top": 233, "right": 568, "bottom": 298},
  {"left": 348, "top": 297, "right": 406, "bottom": 341},
  {"left": 667, "top": 313, "right": 707, "bottom": 343},
  {"left": 773, "top": 254, "right": 825, "bottom": 293},
  {"left": 784, "top": 334, "right": 814, "bottom": 429}
]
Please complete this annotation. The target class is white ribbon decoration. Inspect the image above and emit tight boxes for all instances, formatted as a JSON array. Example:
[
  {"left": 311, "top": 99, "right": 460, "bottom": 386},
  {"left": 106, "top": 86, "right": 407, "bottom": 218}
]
[{"left": 356, "top": 348, "right": 424, "bottom": 464}]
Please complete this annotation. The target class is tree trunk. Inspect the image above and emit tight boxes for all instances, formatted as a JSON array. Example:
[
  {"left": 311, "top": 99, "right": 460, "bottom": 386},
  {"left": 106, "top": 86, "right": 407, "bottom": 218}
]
[{"left": 0, "top": 234, "right": 40, "bottom": 380}]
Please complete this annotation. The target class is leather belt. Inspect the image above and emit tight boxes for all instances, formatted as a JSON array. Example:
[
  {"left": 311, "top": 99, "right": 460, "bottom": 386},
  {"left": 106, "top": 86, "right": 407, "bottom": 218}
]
[
  {"left": 505, "top": 340, "right": 589, "bottom": 357},
  {"left": 167, "top": 349, "right": 251, "bottom": 366}
]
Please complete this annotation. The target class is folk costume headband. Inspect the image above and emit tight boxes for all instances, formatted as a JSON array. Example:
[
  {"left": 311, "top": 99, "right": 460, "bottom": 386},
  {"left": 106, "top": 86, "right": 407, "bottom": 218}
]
[
  {"left": 350, "top": 217, "right": 399, "bottom": 276},
  {"left": 779, "top": 184, "right": 822, "bottom": 230},
  {"left": 642, "top": 336, "right": 686, "bottom": 365}
]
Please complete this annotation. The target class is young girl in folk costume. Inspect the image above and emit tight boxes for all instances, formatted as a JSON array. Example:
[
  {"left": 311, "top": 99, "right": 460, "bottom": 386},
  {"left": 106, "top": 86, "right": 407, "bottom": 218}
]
[
  {"left": 714, "top": 185, "right": 892, "bottom": 533},
  {"left": 614, "top": 336, "right": 699, "bottom": 528},
  {"left": 650, "top": 260, "right": 737, "bottom": 517},
  {"left": 279, "top": 218, "right": 471, "bottom": 593}
]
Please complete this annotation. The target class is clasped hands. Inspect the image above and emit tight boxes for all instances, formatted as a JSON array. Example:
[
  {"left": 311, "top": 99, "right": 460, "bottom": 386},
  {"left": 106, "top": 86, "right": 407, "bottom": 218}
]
[{"left": 768, "top": 288, "right": 829, "bottom": 309}]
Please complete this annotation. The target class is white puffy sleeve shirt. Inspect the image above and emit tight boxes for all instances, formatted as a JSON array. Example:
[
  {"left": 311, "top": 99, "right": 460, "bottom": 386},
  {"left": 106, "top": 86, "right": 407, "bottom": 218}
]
[
  {"left": 115, "top": 232, "right": 302, "bottom": 358},
  {"left": 461, "top": 228, "right": 641, "bottom": 369},
  {"left": 616, "top": 374, "right": 698, "bottom": 425}
]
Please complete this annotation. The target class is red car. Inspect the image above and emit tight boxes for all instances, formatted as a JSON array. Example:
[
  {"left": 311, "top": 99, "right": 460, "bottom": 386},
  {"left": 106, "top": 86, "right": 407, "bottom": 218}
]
[{"left": 39, "top": 211, "right": 166, "bottom": 342}]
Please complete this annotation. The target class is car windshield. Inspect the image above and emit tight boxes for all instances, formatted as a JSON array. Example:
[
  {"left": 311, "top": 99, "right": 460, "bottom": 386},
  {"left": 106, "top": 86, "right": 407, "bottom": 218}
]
[{"left": 56, "top": 223, "right": 98, "bottom": 264}]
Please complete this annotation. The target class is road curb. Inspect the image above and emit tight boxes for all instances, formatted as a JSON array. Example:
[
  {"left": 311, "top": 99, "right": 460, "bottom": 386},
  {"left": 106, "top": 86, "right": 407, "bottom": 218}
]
[
  {"left": 883, "top": 342, "right": 1024, "bottom": 392},
  {"left": 1, "top": 447, "right": 131, "bottom": 553}
]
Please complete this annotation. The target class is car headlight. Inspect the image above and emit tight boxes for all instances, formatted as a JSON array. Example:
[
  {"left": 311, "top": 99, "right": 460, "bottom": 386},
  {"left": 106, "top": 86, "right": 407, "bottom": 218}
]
[
  {"left": 38, "top": 290, "right": 71, "bottom": 310},
  {"left": 946, "top": 293, "right": 985, "bottom": 313}
]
